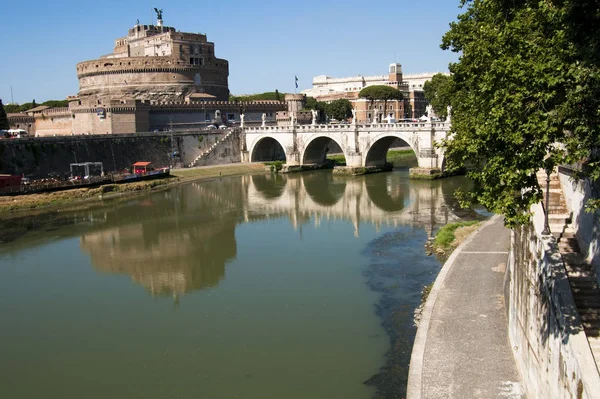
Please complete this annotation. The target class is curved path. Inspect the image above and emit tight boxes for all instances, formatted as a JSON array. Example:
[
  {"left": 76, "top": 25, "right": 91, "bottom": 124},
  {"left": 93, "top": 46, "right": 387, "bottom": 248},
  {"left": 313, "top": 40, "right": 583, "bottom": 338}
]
[{"left": 407, "top": 215, "right": 524, "bottom": 398}]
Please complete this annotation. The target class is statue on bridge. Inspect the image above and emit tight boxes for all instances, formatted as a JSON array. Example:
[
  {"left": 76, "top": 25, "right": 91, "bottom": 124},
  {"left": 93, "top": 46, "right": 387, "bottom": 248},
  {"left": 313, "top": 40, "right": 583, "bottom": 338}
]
[
  {"left": 446, "top": 105, "right": 452, "bottom": 122},
  {"left": 311, "top": 109, "right": 318, "bottom": 126},
  {"left": 240, "top": 113, "right": 245, "bottom": 128},
  {"left": 351, "top": 109, "right": 357, "bottom": 125},
  {"left": 425, "top": 104, "right": 434, "bottom": 122},
  {"left": 261, "top": 113, "right": 266, "bottom": 127}
]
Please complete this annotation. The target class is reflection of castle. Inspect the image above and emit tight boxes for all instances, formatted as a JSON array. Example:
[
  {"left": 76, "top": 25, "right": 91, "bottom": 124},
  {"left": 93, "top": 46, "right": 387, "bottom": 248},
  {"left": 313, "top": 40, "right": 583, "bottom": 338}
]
[
  {"left": 75, "top": 172, "right": 475, "bottom": 297},
  {"left": 79, "top": 178, "right": 246, "bottom": 297},
  {"left": 81, "top": 221, "right": 236, "bottom": 297}
]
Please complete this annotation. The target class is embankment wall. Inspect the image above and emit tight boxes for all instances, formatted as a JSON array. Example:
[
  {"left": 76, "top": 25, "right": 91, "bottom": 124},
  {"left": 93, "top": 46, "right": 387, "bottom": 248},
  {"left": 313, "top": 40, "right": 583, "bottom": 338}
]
[
  {"left": 507, "top": 203, "right": 600, "bottom": 398},
  {"left": 558, "top": 167, "right": 600, "bottom": 278},
  {"left": 0, "top": 131, "right": 241, "bottom": 178}
]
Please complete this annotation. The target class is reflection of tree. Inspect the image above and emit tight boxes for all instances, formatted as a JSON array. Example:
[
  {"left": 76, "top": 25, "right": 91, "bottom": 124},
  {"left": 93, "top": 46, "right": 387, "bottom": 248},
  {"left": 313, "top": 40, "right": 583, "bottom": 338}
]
[
  {"left": 251, "top": 174, "right": 287, "bottom": 200},
  {"left": 363, "top": 173, "right": 407, "bottom": 212},
  {"left": 302, "top": 171, "right": 346, "bottom": 207}
]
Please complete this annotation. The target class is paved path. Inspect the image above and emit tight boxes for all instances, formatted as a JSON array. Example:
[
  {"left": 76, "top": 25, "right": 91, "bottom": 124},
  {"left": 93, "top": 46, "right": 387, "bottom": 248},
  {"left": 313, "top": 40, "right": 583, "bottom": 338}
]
[{"left": 407, "top": 215, "right": 524, "bottom": 398}]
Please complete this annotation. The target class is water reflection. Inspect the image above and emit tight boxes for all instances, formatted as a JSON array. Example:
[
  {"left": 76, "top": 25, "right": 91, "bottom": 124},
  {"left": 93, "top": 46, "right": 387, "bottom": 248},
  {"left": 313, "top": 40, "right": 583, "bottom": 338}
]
[{"left": 2, "top": 170, "right": 479, "bottom": 298}]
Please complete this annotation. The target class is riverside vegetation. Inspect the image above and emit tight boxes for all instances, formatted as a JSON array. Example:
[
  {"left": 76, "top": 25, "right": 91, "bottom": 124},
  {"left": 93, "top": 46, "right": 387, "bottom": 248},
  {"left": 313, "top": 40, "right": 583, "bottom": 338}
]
[{"left": 327, "top": 149, "right": 417, "bottom": 168}]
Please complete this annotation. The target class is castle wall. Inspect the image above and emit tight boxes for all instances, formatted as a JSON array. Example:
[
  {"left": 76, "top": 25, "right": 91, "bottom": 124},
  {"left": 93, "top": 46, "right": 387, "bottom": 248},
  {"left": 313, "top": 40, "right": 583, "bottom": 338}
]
[
  {"left": 7, "top": 114, "right": 36, "bottom": 136},
  {"left": 0, "top": 132, "right": 239, "bottom": 178},
  {"left": 33, "top": 110, "right": 73, "bottom": 137},
  {"left": 77, "top": 56, "right": 229, "bottom": 101},
  {"left": 77, "top": 63, "right": 229, "bottom": 102}
]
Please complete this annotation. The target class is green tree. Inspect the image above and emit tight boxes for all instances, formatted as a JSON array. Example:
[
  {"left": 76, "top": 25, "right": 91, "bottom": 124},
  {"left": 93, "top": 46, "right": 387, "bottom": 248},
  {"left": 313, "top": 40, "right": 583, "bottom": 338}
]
[
  {"left": 4, "top": 103, "right": 20, "bottom": 113},
  {"left": 358, "top": 85, "right": 403, "bottom": 122},
  {"left": 302, "top": 97, "right": 327, "bottom": 122},
  {"left": 325, "top": 99, "right": 353, "bottom": 121},
  {"left": 0, "top": 99, "right": 9, "bottom": 130},
  {"left": 229, "top": 91, "right": 286, "bottom": 102},
  {"left": 42, "top": 100, "right": 70, "bottom": 108},
  {"left": 423, "top": 73, "right": 452, "bottom": 119},
  {"left": 441, "top": 0, "right": 600, "bottom": 226}
]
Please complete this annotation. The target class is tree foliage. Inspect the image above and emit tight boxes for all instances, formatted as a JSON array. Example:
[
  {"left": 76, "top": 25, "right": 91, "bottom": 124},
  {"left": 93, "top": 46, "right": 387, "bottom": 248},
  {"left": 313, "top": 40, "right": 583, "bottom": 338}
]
[
  {"left": 441, "top": 0, "right": 600, "bottom": 226},
  {"left": 0, "top": 99, "right": 9, "bottom": 130},
  {"left": 229, "top": 91, "right": 286, "bottom": 102},
  {"left": 3, "top": 99, "right": 70, "bottom": 113},
  {"left": 302, "top": 97, "right": 327, "bottom": 122},
  {"left": 359, "top": 85, "right": 403, "bottom": 122},
  {"left": 358, "top": 85, "right": 403, "bottom": 102},
  {"left": 423, "top": 73, "right": 452, "bottom": 119},
  {"left": 325, "top": 99, "right": 353, "bottom": 121}
]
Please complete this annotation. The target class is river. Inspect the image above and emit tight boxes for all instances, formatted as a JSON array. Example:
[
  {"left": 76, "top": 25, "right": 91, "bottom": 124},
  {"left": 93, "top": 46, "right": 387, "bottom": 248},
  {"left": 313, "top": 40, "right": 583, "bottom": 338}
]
[{"left": 0, "top": 168, "right": 481, "bottom": 399}]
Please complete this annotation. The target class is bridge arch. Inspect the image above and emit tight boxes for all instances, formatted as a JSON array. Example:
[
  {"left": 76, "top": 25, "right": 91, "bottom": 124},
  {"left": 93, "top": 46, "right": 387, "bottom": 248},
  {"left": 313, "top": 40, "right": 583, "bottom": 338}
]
[
  {"left": 301, "top": 135, "right": 346, "bottom": 166},
  {"left": 249, "top": 135, "right": 287, "bottom": 163},
  {"left": 363, "top": 133, "right": 417, "bottom": 167}
]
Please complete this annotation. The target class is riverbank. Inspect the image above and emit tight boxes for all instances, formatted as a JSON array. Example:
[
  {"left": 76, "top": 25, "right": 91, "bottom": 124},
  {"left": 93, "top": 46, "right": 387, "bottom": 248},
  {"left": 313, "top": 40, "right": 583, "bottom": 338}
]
[
  {"left": 0, "top": 163, "right": 267, "bottom": 219},
  {"left": 406, "top": 215, "right": 523, "bottom": 398}
]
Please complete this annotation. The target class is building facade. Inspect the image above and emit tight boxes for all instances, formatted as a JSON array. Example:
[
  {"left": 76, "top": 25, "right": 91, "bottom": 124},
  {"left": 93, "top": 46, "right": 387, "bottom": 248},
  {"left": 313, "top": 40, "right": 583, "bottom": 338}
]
[{"left": 302, "top": 64, "right": 448, "bottom": 121}]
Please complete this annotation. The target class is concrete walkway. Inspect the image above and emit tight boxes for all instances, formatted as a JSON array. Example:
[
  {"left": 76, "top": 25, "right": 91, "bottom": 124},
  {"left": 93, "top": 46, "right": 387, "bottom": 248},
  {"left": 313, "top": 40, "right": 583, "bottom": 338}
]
[{"left": 407, "top": 215, "right": 524, "bottom": 398}]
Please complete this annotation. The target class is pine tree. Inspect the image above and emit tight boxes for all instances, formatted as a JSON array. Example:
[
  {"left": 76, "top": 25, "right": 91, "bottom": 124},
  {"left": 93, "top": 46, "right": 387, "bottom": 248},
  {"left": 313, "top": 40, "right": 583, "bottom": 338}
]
[{"left": 0, "top": 99, "right": 9, "bottom": 130}]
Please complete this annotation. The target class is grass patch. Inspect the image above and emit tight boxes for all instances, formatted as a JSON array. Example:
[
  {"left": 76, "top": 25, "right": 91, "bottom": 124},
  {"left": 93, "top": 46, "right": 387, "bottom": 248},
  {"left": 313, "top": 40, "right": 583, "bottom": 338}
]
[
  {"left": 387, "top": 149, "right": 417, "bottom": 167},
  {"left": 434, "top": 221, "right": 480, "bottom": 249},
  {"left": 263, "top": 160, "right": 284, "bottom": 172},
  {"left": 326, "top": 154, "right": 346, "bottom": 166},
  {"left": 327, "top": 149, "right": 417, "bottom": 168}
]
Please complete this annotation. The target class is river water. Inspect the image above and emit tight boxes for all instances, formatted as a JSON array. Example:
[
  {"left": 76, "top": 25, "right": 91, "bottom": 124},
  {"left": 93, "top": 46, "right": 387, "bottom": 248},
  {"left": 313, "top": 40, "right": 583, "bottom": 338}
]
[{"left": 0, "top": 168, "right": 480, "bottom": 399}]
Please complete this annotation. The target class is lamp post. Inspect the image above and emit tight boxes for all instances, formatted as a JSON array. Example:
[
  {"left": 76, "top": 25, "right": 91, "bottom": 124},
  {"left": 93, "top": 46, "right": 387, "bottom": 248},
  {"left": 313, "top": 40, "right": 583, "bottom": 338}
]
[{"left": 541, "top": 166, "right": 552, "bottom": 235}]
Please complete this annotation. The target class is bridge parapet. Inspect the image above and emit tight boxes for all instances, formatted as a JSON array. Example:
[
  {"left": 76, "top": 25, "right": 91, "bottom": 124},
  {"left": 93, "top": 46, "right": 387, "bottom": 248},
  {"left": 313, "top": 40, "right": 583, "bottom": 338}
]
[
  {"left": 243, "top": 120, "right": 451, "bottom": 174},
  {"left": 243, "top": 121, "right": 450, "bottom": 134}
]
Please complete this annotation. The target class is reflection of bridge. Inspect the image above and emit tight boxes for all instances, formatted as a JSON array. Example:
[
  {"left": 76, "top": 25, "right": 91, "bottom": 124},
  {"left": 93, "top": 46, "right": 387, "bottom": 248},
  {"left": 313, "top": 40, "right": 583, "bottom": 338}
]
[
  {"left": 241, "top": 121, "right": 450, "bottom": 172},
  {"left": 28, "top": 170, "right": 476, "bottom": 298},
  {"left": 244, "top": 172, "right": 477, "bottom": 238}
]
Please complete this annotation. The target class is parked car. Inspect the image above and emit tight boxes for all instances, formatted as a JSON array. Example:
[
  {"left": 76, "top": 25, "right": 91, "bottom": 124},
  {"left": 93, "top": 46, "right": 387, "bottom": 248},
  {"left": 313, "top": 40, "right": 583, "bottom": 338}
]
[
  {"left": 219, "top": 125, "right": 228, "bottom": 130},
  {"left": 206, "top": 125, "right": 217, "bottom": 129}
]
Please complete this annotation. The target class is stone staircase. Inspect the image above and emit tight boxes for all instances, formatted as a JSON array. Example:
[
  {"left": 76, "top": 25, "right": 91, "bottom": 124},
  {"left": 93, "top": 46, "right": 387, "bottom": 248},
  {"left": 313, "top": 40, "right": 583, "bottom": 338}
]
[
  {"left": 188, "top": 130, "right": 234, "bottom": 168},
  {"left": 537, "top": 169, "right": 600, "bottom": 371}
]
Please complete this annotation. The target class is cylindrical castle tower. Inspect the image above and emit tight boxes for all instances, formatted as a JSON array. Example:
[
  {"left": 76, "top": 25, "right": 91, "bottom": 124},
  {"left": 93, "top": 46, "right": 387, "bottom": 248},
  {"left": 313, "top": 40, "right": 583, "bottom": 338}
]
[
  {"left": 284, "top": 94, "right": 306, "bottom": 114},
  {"left": 76, "top": 22, "right": 229, "bottom": 102}
]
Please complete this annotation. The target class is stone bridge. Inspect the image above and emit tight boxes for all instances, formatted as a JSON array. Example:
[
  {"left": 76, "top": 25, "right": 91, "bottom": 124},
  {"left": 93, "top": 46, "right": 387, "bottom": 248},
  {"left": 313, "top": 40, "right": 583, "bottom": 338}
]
[{"left": 240, "top": 120, "right": 451, "bottom": 175}]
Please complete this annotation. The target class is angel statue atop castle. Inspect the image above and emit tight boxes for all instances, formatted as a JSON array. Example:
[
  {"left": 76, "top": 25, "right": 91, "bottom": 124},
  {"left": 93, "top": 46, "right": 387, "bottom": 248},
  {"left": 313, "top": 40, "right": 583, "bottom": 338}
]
[{"left": 154, "top": 8, "right": 163, "bottom": 20}]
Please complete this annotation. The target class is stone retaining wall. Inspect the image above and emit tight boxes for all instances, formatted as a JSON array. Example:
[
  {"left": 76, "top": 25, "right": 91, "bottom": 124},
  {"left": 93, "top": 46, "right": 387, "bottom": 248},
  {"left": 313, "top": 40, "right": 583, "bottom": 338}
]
[
  {"left": 506, "top": 203, "right": 600, "bottom": 398},
  {"left": 0, "top": 131, "right": 241, "bottom": 178},
  {"left": 558, "top": 166, "right": 600, "bottom": 278}
]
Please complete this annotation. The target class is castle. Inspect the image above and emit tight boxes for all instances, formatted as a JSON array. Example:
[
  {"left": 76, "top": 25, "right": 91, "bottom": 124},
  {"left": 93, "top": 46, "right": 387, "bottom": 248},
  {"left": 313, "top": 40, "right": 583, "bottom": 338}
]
[
  {"left": 8, "top": 11, "right": 286, "bottom": 137},
  {"left": 7, "top": 12, "right": 444, "bottom": 136}
]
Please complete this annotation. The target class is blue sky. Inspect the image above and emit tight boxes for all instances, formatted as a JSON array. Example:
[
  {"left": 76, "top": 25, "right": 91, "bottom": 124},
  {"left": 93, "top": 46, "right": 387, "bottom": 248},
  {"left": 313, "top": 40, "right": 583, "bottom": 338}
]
[{"left": 0, "top": 0, "right": 463, "bottom": 104}]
